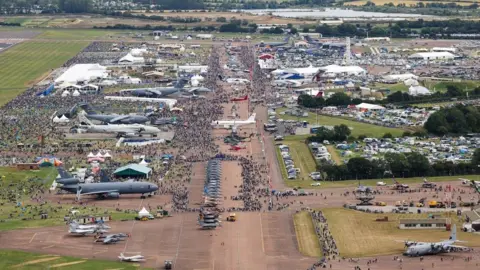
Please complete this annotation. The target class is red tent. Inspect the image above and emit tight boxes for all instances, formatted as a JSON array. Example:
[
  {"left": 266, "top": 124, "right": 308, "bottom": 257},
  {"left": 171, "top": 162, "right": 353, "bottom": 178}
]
[{"left": 258, "top": 54, "right": 274, "bottom": 60}]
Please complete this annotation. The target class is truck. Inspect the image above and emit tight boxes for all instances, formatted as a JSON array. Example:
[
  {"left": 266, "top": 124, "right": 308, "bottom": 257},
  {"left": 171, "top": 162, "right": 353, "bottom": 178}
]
[
  {"left": 226, "top": 213, "right": 236, "bottom": 222},
  {"left": 428, "top": 201, "right": 437, "bottom": 208}
]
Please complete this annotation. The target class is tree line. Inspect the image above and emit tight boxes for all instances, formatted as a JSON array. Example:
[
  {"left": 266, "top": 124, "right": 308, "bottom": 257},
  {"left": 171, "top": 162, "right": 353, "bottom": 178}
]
[
  {"left": 424, "top": 105, "right": 480, "bottom": 135},
  {"left": 387, "top": 85, "right": 480, "bottom": 104},
  {"left": 297, "top": 93, "right": 363, "bottom": 108},
  {"left": 318, "top": 148, "right": 480, "bottom": 181}
]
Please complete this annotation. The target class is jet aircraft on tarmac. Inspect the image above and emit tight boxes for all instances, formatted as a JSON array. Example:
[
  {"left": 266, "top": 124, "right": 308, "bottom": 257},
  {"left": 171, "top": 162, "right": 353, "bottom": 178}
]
[
  {"left": 402, "top": 225, "right": 469, "bottom": 256},
  {"left": 59, "top": 180, "right": 159, "bottom": 200},
  {"left": 79, "top": 104, "right": 149, "bottom": 124}
]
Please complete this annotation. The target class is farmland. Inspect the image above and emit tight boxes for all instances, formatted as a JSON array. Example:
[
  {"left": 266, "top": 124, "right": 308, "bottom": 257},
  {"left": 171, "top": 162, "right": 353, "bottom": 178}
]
[
  {"left": 0, "top": 41, "right": 88, "bottom": 106},
  {"left": 322, "top": 208, "right": 480, "bottom": 257},
  {"left": 276, "top": 108, "right": 405, "bottom": 138}
]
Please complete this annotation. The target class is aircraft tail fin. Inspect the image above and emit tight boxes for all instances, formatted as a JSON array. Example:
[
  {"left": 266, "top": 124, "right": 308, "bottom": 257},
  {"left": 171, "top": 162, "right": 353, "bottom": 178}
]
[
  {"left": 247, "top": 113, "right": 256, "bottom": 122},
  {"left": 174, "top": 78, "right": 188, "bottom": 89},
  {"left": 450, "top": 224, "right": 457, "bottom": 241},
  {"left": 100, "top": 170, "right": 110, "bottom": 183},
  {"left": 57, "top": 167, "right": 72, "bottom": 179},
  {"left": 79, "top": 103, "right": 96, "bottom": 115}
]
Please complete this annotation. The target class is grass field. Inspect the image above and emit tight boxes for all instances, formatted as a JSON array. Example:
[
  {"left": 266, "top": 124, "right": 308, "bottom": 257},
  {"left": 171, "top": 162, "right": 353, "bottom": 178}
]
[
  {"left": 326, "top": 145, "right": 343, "bottom": 165},
  {"left": 322, "top": 208, "right": 480, "bottom": 257},
  {"left": 276, "top": 138, "right": 318, "bottom": 181},
  {"left": 284, "top": 174, "right": 480, "bottom": 189},
  {"left": 0, "top": 250, "right": 146, "bottom": 269},
  {"left": 293, "top": 211, "right": 322, "bottom": 257},
  {"left": 35, "top": 29, "right": 120, "bottom": 40},
  {"left": 0, "top": 41, "right": 88, "bottom": 106},
  {"left": 0, "top": 166, "right": 137, "bottom": 231},
  {"left": 277, "top": 108, "right": 404, "bottom": 138},
  {"left": 372, "top": 82, "right": 409, "bottom": 93},
  {"left": 344, "top": 0, "right": 473, "bottom": 6},
  {"left": 423, "top": 80, "right": 480, "bottom": 92}
]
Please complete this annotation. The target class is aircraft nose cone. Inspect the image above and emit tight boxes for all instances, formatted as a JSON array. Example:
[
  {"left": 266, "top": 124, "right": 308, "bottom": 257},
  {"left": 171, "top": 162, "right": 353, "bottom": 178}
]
[{"left": 152, "top": 184, "right": 159, "bottom": 191}]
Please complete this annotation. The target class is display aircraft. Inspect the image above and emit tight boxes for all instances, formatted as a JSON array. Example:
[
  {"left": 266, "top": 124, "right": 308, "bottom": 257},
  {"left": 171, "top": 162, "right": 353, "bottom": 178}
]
[
  {"left": 59, "top": 181, "right": 159, "bottom": 200},
  {"left": 79, "top": 104, "right": 149, "bottom": 124},
  {"left": 460, "top": 178, "right": 480, "bottom": 188},
  {"left": 57, "top": 167, "right": 81, "bottom": 185},
  {"left": 230, "top": 95, "right": 248, "bottom": 102},
  {"left": 402, "top": 225, "right": 470, "bottom": 256},
  {"left": 78, "top": 122, "right": 160, "bottom": 137},
  {"left": 97, "top": 233, "right": 129, "bottom": 244},
  {"left": 68, "top": 221, "right": 110, "bottom": 235},
  {"left": 211, "top": 113, "right": 256, "bottom": 129},
  {"left": 256, "top": 36, "right": 292, "bottom": 47},
  {"left": 121, "top": 79, "right": 188, "bottom": 97},
  {"left": 230, "top": 145, "right": 246, "bottom": 151},
  {"left": 118, "top": 253, "right": 146, "bottom": 262},
  {"left": 393, "top": 178, "right": 409, "bottom": 190}
]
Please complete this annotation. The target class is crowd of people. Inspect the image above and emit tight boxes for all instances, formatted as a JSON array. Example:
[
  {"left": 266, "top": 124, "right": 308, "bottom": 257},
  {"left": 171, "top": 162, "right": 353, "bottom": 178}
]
[{"left": 312, "top": 210, "right": 339, "bottom": 259}]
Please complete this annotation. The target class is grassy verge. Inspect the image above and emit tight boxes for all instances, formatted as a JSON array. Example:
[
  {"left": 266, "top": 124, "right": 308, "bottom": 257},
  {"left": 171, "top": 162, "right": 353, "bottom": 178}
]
[
  {"left": 322, "top": 208, "right": 480, "bottom": 258},
  {"left": 326, "top": 145, "right": 343, "bottom": 165},
  {"left": 283, "top": 175, "right": 480, "bottom": 189},
  {"left": 0, "top": 41, "right": 88, "bottom": 106},
  {"left": 0, "top": 250, "right": 146, "bottom": 269},
  {"left": 277, "top": 108, "right": 404, "bottom": 138},
  {"left": 293, "top": 211, "right": 322, "bottom": 257},
  {"left": 276, "top": 139, "right": 317, "bottom": 182}
]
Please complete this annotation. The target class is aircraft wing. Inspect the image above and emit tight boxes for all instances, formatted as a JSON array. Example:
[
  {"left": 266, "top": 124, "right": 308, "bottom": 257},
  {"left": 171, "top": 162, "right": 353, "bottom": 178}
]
[
  {"left": 109, "top": 115, "right": 130, "bottom": 123},
  {"left": 147, "top": 89, "right": 163, "bottom": 96},
  {"left": 446, "top": 244, "right": 470, "bottom": 252},
  {"left": 81, "top": 190, "right": 119, "bottom": 196}
]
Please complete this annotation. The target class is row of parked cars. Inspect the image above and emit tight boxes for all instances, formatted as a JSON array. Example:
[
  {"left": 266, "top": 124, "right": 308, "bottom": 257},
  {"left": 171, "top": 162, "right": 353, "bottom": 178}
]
[{"left": 278, "top": 145, "right": 299, "bottom": 179}]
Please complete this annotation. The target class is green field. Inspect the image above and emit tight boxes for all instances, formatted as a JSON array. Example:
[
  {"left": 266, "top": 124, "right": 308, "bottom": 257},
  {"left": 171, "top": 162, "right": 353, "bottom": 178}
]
[
  {"left": 322, "top": 208, "right": 480, "bottom": 257},
  {"left": 293, "top": 211, "right": 322, "bottom": 257},
  {"left": 277, "top": 108, "right": 404, "bottom": 138},
  {"left": 0, "top": 166, "right": 137, "bottom": 231},
  {"left": 276, "top": 138, "right": 318, "bottom": 181},
  {"left": 284, "top": 174, "right": 480, "bottom": 189},
  {"left": 0, "top": 250, "right": 146, "bottom": 269},
  {"left": 35, "top": 29, "right": 120, "bottom": 40},
  {"left": 0, "top": 41, "right": 88, "bottom": 106},
  {"left": 372, "top": 82, "right": 409, "bottom": 92},
  {"left": 423, "top": 80, "right": 480, "bottom": 92}
]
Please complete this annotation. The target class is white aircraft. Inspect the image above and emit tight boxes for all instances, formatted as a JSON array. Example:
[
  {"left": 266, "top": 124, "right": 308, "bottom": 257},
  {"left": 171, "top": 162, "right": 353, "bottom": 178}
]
[
  {"left": 118, "top": 253, "right": 146, "bottom": 262},
  {"left": 401, "top": 225, "right": 470, "bottom": 257},
  {"left": 79, "top": 123, "right": 160, "bottom": 137},
  {"left": 460, "top": 178, "right": 480, "bottom": 187},
  {"left": 376, "top": 181, "right": 386, "bottom": 186},
  {"left": 68, "top": 221, "right": 110, "bottom": 236},
  {"left": 211, "top": 113, "right": 256, "bottom": 129},
  {"left": 226, "top": 78, "right": 250, "bottom": 85}
]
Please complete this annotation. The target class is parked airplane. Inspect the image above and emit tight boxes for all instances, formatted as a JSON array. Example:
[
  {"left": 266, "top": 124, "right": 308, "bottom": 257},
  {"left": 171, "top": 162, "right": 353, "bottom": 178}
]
[
  {"left": 211, "top": 113, "right": 256, "bottom": 129},
  {"left": 393, "top": 178, "right": 409, "bottom": 190},
  {"left": 59, "top": 181, "right": 159, "bottom": 200},
  {"left": 402, "top": 225, "right": 469, "bottom": 256},
  {"left": 121, "top": 79, "right": 189, "bottom": 97},
  {"left": 118, "top": 253, "right": 146, "bottom": 262},
  {"left": 78, "top": 122, "right": 160, "bottom": 137},
  {"left": 256, "top": 36, "right": 292, "bottom": 47},
  {"left": 356, "top": 185, "right": 373, "bottom": 193},
  {"left": 79, "top": 104, "right": 149, "bottom": 124},
  {"left": 95, "top": 233, "right": 129, "bottom": 244},
  {"left": 226, "top": 78, "right": 250, "bottom": 85},
  {"left": 230, "top": 145, "right": 246, "bottom": 151},
  {"left": 230, "top": 95, "right": 248, "bottom": 102},
  {"left": 460, "top": 178, "right": 480, "bottom": 188},
  {"left": 68, "top": 221, "right": 110, "bottom": 236},
  {"left": 57, "top": 167, "right": 81, "bottom": 185},
  {"left": 304, "top": 35, "right": 322, "bottom": 46}
]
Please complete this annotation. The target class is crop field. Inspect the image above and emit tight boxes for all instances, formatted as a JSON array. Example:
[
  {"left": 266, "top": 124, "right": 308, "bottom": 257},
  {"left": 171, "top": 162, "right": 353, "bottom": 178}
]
[
  {"left": 344, "top": 0, "right": 473, "bottom": 6},
  {"left": 0, "top": 41, "right": 88, "bottom": 106},
  {"left": 0, "top": 250, "right": 145, "bottom": 270},
  {"left": 276, "top": 108, "right": 405, "bottom": 138},
  {"left": 322, "top": 208, "right": 480, "bottom": 257},
  {"left": 293, "top": 211, "right": 322, "bottom": 257},
  {"left": 284, "top": 174, "right": 480, "bottom": 189}
]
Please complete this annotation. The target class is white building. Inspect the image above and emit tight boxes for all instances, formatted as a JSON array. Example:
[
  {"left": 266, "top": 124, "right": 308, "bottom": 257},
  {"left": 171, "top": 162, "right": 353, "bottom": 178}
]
[
  {"left": 363, "top": 37, "right": 391, "bottom": 42},
  {"left": 196, "top": 34, "right": 213, "bottom": 39},
  {"left": 55, "top": 64, "right": 109, "bottom": 85},
  {"left": 320, "top": 64, "right": 366, "bottom": 76},
  {"left": 408, "top": 52, "right": 455, "bottom": 60},
  {"left": 431, "top": 47, "right": 457, "bottom": 53}
]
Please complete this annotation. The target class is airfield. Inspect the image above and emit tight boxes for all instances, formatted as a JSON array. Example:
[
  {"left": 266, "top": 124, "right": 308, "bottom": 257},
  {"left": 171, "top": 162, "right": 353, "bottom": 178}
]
[{"left": 1, "top": 25, "right": 480, "bottom": 270}]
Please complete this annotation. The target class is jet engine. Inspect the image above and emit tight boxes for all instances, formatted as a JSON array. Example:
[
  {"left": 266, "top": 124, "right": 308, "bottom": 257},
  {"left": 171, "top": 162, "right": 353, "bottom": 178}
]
[{"left": 107, "top": 192, "right": 120, "bottom": 198}]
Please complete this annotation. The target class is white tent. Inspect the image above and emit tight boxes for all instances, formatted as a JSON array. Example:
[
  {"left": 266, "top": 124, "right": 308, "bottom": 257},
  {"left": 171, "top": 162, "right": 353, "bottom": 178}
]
[
  {"left": 356, "top": 103, "right": 385, "bottom": 110},
  {"left": 383, "top": 73, "right": 417, "bottom": 81},
  {"left": 404, "top": 78, "right": 419, "bottom": 86},
  {"left": 87, "top": 152, "right": 95, "bottom": 158},
  {"left": 52, "top": 116, "right": 61, "bottom": 123},
  {"left": 138, "top": 207, "right": 150, "bottom": 218},
  {"left": 72, "top": 90, "right": 81, "bottom": 97},
  {"left": 119, "top": 53, "right": 145, "bottom": 64},
  {"left": 59, "top": 115, "right": 70, "bottom": 122},
  {"left": 61, "top": 90, "right": 70, "bottom": 97},
  {"left": 139, "top": 159, "right": 149, "bottom": 166},
  {"left": 95, "top": 152, "right": 104, "bottom": 158},
  {"left": 409, "top": 85, "right": 431, "bottom": 96},
  {"left": 103, "top": 152, "right": 112, "bottom": 158},
  {"left": 321, "top": 65, "right": 366, "bottom": 76}
]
